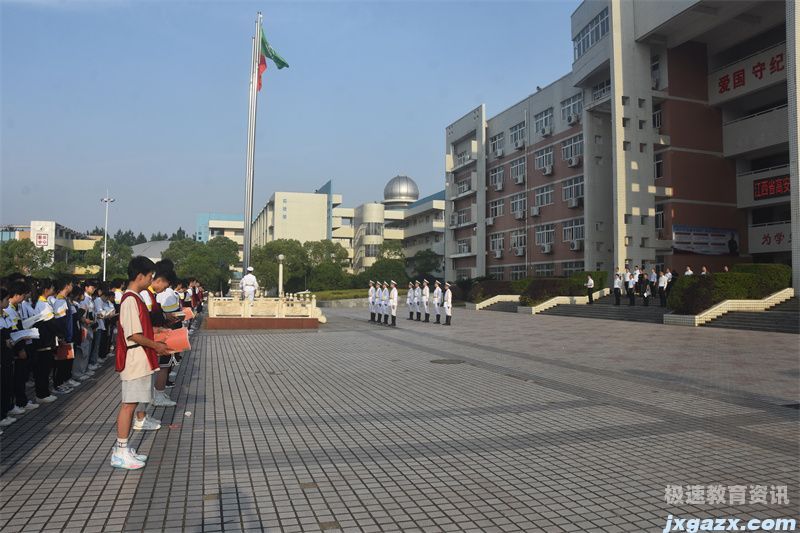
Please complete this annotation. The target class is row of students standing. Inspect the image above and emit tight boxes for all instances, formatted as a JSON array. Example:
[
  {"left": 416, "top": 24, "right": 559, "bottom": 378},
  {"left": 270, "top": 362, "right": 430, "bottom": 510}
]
[
  {"left": 612, "top": 266, "right": 675, "bottom": 307},
  {"left": 367, "top": 280, "right": 399, "bottom": 326},
  {"left": 367, "top": 279, "right": 453, "bottom": 327}
]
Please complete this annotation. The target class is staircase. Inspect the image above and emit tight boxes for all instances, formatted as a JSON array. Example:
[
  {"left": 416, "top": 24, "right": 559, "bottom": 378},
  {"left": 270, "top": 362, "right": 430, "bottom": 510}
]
[
  {"left": 703, "top": 297, "right": 799, "bottom": 334},
  {"left": 483, "top": 301, "right": 519, "bottom": 313},
  {"left": 539, "top": 294, "right": 670, "bottom": 324}
]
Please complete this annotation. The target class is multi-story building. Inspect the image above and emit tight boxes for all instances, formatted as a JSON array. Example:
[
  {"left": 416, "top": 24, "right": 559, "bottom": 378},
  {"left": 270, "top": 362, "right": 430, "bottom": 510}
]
[
  {"left": 195, "top": 213, "right": 245, "bottom": 267},
  {"left": 445, "top": 0, "right": 798, "bottom": 284},
  {"left": 28, "top": 221, "right": 100, "bottom": 263}
]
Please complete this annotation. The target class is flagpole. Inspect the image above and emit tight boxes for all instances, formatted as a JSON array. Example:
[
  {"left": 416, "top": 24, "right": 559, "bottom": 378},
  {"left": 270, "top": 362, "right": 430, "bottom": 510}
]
[{"left": 242, "top": 12, "right": 262, "bottom": 271}]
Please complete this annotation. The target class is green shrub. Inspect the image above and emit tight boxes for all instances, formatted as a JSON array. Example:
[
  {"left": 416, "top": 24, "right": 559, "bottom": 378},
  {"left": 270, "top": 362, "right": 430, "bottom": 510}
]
[
  {"left": 732, "top": 263, "right": 791, "bottom": 289},
  {"left": 467, "top": 280, "right": 514, "bottom": 303},
  {"left": 710, "top": 272, "right": 753, "bottom": 302},
  {"left": 516, "top": 271, "right": 608, "bottom": 307},
  {"left": 667, "top": 274, "right": 714, "bottom": 314},
  {"left": 510, "top": 278, "right": 533, "bottom": 295}
]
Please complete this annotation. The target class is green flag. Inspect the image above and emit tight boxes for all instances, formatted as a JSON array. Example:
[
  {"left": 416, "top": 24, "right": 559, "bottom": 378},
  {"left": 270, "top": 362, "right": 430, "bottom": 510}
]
[{"left": 260, "top": 26, "right": 289, "bottom": 70}]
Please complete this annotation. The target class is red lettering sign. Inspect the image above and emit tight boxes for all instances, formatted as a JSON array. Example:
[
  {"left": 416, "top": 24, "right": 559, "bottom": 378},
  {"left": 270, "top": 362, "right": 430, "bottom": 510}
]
[
  {"left": 752, "top": 61, "right": 766, "bottom": 80},
  {"left": 753, "top": 175, "right": 791, "bottom": 201},
  {"left": 733, "top": 69, "right": 745, "bottom": 88},
  {"left": 769, "top": 53, "right": 784, "bottom": 74},
  {"left": 718, "top": 74, "right": 731, "bottom": 94},
  {"left": 35, "top": 233, "right": 48, "bottom": 246}
]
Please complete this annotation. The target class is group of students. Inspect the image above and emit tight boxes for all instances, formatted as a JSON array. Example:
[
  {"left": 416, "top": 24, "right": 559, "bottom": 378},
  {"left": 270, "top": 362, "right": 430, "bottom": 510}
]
[
  {"left": 0, "top": 258, "right": 205, "bottom": 471},
  {"left": 606, "top": 264, "right": 722, "bottom": 307},
  {"left": 367, "top": 279, "right": 453, "bottom": 327}
]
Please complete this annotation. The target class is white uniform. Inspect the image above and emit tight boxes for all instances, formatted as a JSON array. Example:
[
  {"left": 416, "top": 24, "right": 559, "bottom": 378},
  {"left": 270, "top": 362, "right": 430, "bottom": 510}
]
[
  {"left": 414, "top": 286, "right": 422, "bottom": 314},
  {"left": 421, "top": 285, "right": 430, "bottom": 315},
  {"left": 368, "top": 286, "right": 375, "bottom": 314},
  {"left": 443, "top": 287, "right": 452, "bottom": 317},
  {"left": 381, "top": 287, "right": 389, "bottom": 315},
  {"left": 406, "top": 286, "right": 413, "bottom": 309},
  {"left": 432, "top": 286, "right": 442, "bottom": 318},
  {"left": 240, "top": 273, "right": 259, "bottom": 302},
  {"left": 389, "top": 287, "right": 398, "bottom": 316},
  {"left": 157, "top": 287, "right": 181, "bottom": 313}
]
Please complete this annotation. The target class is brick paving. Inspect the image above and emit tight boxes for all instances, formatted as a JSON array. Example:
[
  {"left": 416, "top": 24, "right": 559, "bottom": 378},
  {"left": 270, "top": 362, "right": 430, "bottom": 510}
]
[{"left": 1, "top": 307, "right": 798, "bottom": 532}]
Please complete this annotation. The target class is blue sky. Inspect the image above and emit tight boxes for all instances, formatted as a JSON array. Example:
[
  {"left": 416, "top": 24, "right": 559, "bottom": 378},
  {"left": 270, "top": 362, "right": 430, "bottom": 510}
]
[{"left": 1, "top": 0, "right": 579, "bottom": 236}]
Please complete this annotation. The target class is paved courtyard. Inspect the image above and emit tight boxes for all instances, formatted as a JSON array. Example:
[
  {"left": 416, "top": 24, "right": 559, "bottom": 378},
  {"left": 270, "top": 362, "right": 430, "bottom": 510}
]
[{"left": 1, "top": 307, "right": 798, "bottom": 532}]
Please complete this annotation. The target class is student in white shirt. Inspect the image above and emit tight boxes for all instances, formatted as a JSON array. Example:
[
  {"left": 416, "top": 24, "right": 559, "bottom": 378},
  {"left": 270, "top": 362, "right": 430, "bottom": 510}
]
[
  {"left": 613, "top": 274, "right": 623, "bottom": 306},
  {"left": 584, "top": 275, "right": 595, "bottom": 304},
  {"left": 627, "top": 274, "right": 636, "bottom": 306},
  {"left": 658, "top": 271, "right": 668, "bottom": 307},
  {"left": 684, "top": 266, "right": 694, "bottom": 276}
]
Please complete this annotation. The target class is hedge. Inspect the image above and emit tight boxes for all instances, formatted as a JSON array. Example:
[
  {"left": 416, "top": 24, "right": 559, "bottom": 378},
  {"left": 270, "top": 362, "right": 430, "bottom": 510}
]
[
  {"left": 667, "top": 264, "right": 791, "bottom": 314},
  {"left": 519, "top": 271, "right": 608, "bottom": 307}
]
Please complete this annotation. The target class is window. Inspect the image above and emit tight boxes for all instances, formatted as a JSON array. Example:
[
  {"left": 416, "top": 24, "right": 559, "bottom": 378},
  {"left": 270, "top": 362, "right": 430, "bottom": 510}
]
[
  {"left": 534, "top": 185, "right": 554, "bottom": 206},
  {"left": 654, "top": 153, "right": 664, "bottom": 179},
  {"left": 510, "top": 122, "right": 526, "bottom": 144},
  {"left": 365, "top": 244, "right": 380, "bottom": 257},
  {"left": 365, "top": 222, "right": 383, "bottom": 236},
  {"left": 510, "top": 157, "right": 526, "bottom": 182},
  {"left": 456, "top": 269, "right": 470, "bottom": 280},
  {"left": 456, "top": 208, "right": 471, "bottom": 225},
  {"left": 560, "top": 94, "right": 583, "bottom": 122},
  {"left": 456, "top": 150, "right": 470, "bottom": 166},
  {"left": 652, "top": 104, "right": 662, "bottom": 129},
  {"left": 534, "top": 147, "right": 554, "bottom": 169},
  {"left": 511, "top": 230, "right": 527, "bottom": 250},
  {"left": 573, "top": 7, "right": 609, "bottom": 60},
  {"left": 488, "top": 199, "right": 504, "bottom": 218},
  {"left": 489, "top": 233, "right": 504, "bottom": 251},
  {"left": 562, "top": 218, "right": 585, "bottom": 242},
  {"left": 489, "top": 166, "right": 504, "bottom": 188},
  {"left": 534, "top": 108, "right": 553, "bottom": 132},
  {"left": 457, "top": 239, "right": 472, "bottom": 254},
  {"left": 535, "top": 224, "right": 555, "bottom": 245},
  {"left": 563, "top": 261, "right": 585, "bottom": 276},
  {"left": 488, "top": 266, "right": 505, "bottom": 280},
  {"left": 561, "top": 134, "right": 584, "bottom": 160},
  {"left": 510, "top": 265, "right": 527, "bottom": 281},
  {"left": 490, "top": 133, "right": 504, "bottom": 152},
  {"left": 651, "top": 55, "right": 660, "bottom": 88},
  {"left": 510, "top": 193, "right": 527, "bottom": 214},
  {"left": 534, "top": 263, "right": 555, "bottom": 277},
  {"left": 655, "top": 205, "right": 664, "bottom": 231},
  {"left": 456, "top": 179, "right": 471, "bottom": 194},
  {"left": 562, "top": 176, "right": 584, "bottom": 201},
  {"left": 592, "top": 79, "right": 611, "bottom": 101}
]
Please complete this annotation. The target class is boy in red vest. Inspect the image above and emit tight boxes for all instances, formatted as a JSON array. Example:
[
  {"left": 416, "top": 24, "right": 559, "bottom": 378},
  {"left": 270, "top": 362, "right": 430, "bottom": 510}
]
[{"left": 111, "top": 256, "right": 171, "bottom": 470}]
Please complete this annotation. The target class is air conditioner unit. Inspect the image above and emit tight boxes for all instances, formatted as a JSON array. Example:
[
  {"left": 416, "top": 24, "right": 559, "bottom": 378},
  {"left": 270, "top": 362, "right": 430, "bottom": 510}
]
[
  {"left": 493, "top": 249, "right": 503, "bottom": 259},
  {"left": 494, "top": 149, "right": 504, "bottom": 158},
  {"left": 449, "top": 215, "right": 457, "bottom": 227},
  {"left": 494, "top": 181, "right": 504, "bottom": 191},
  {"left": 542, "top": 165, "right": 554, "bottom": 176},
  {"left": 515, "top": 247, "right": 525, "bottom": 257},
  {"left": 513, "top": 211, "right": 525, "bottom": 220},
  {"left": 567, "top": 197, "right": 583, "bottom": 209},
  {"left": 540, "top": 126, "right": 552, "bottom": 137},
  {"left": 514, "top": 175, "right": 525, "bottom": 185},
  {"left": 540, "top": 244, "right": 553, "bottom": 254},
  {"left": 530, "top": 206, "right": 541, "bottom": 217},
  {"left": 568, "top": 156, "right": 582, "bottom": 168},
  {"left": 485, "top": 217, "right": 494, "bottom": 226},
  {"left": 514, "top": 139, "right": 525, "bottom": 150},
  {"left": 569, "top": 240, "right": 583, "bottom": 251},
  {"left": 567, "top": 114, "right": 579, "bottom": 126}
]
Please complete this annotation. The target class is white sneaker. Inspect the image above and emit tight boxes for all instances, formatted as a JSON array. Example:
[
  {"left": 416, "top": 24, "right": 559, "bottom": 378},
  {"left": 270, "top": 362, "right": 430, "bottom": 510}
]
[
  {"left": 8, "top": 406, "right": 26, "bottom": 416},
  {"left": 111, "top": 445, "right": 148, "bottom": 462},
  {"left": 55, "top": 385, "right": 72, "bottom": 394},
  {"left": 37, "top": 395, "right": 57, "bottom": 404},
  {"left": 151, "top": 391, "right": 176, "bottom": 407},
  {"left": 24, "top": 401, "right": 39, "bottom": 411},
  {"left": 88, "top": 364, "right": 99, "bottom": 371},
  {"left": 0, "top": 416, "right": 17, "bottom": 427},
  {"left": 110, "top": 447, "right": 145, "bottom": 470},
  {"left": 67, "top": 379, "right": 81, "bottom": 387},
  {"left": 77, "top": 374, "right": 91, "bottom": 381},
  {"left": 132, "top": 416, "right": 161, "bottom": 431}
]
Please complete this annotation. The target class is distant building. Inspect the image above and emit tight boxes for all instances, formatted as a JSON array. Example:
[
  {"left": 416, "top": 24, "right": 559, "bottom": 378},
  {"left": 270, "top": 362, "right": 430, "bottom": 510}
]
[
  {"left": 195, "top": 213, "right": 244, "bottom": 270},
  {"left": 131, "top": 240, "right": 171, "bottom": 264}
]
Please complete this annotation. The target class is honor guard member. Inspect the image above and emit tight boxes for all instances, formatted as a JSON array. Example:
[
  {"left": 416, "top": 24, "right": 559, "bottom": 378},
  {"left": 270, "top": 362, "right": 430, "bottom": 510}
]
[
  {"left": 381, "top": 281, "right": 390, "bottom": 325},
  {"left": 413, "top": 281, "right": 422, "bottom": 321},
  {"left": 389, "top": 281, "right": 398, "bottom": 327},
  {"left": 442, "top": 281, "right": 453, "bottom": 326},
  {"left": 240, "top": 267, "right": 259, "bottom": 303},
  {"left": 421, "top": 280, "right": 431, "bottom": 322},
  {"left": 406, "top": 282, "right": 414, "bottom": 320},
  {"left": 432, "top": 280, "right": 442, "bottom": 323},
  {"left": 367, "top": 281, "right": 376, "bottom": 322},
  {"left": 375, "top": 282, "right": 383, "bottom": 325}
]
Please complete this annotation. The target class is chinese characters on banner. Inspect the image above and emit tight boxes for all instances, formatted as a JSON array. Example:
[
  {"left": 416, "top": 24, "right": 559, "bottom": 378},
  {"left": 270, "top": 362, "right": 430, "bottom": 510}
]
[
  {"left": 748, "top": 223, "right": 792, "bottom": 254},
  {"left": 753, "top": 175, "right": 791, "bottom": 201},
  {"left": 709, "top": 43, "right": 786, "bottom": 105},
  {"left": 718, "top": 52, "right": 784, "bottom": 95},
  {"left": 35, "top": 233, "right": 48, "bottom": 247}
]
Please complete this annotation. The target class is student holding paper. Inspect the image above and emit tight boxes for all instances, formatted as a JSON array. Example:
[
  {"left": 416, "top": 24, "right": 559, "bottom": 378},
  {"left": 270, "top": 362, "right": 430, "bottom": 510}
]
[
  {"left": 1, "top": 287, "right": 16, "bottom": 428},
  {"left": 4, "top": 281, "right": 39, "bottom": 416},
  {"left": 50, "top": 278, "right": 74, "bottom": 394},
  {"left": 31, "top": 279, "right": 58, "bottom": 404},
  {"left": 143, "top": 261, "right": 178, "bottom": 407},
  {"left": 112, "top": 256, "right": 171, "bottom": 470}
]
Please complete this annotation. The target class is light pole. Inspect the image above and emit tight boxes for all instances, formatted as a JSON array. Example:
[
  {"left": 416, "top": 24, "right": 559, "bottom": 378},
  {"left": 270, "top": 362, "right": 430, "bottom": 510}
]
[
  {"left": 278, "top": 254, "right": 285, "bottom": 298},
  {"left": 100, "top": 192, "right": 115, "bottom": 281}
]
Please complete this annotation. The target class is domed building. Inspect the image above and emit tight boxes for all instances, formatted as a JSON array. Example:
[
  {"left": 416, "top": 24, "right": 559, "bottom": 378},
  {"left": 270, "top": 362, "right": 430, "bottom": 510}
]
[{"left": 383, "top": 175, "right": 420, "bottom": 208}]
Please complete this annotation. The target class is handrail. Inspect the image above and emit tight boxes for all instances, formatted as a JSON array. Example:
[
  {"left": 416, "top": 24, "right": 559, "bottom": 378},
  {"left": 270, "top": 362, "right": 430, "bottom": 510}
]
[
  {"left": 723, "top": 104, "right": 787, "bottom": 126},
  {"left": 737, "top": 164, "right": 790, "bottom": 177}
]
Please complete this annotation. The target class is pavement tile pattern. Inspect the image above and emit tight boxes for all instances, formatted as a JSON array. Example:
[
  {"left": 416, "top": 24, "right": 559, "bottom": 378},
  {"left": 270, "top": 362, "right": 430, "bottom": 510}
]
[{"left": 1, "top": 307, "right": 798, "bottom": 532}]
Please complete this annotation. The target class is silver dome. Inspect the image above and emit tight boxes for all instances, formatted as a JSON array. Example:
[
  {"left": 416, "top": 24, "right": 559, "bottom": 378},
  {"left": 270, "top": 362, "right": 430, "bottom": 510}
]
[{"left": 383, "top": 175, "right": 419, "bottom": 207}]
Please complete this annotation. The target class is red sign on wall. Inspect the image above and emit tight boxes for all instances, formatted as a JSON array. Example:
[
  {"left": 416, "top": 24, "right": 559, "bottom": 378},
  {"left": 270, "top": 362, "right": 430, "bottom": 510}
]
[
  {"left": 35, "top": 233, "right": 49, "bottom": 246},
  {"left": 753, "top": 175, "right": 790, "bottom": 201}
]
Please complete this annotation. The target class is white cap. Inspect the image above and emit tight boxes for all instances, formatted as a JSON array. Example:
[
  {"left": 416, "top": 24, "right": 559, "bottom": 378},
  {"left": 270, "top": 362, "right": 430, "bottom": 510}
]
[{"left": 247, "top": 266, "right": 254, "bottom": 272}]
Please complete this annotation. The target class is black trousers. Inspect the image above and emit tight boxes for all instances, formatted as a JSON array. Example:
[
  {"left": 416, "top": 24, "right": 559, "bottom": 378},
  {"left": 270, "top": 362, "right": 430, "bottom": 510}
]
[
  {"left": 52, "top": 358, "right": 71, "bottom": 388},
  {"left": 14, "top": 356, "right": 29, "bottom": 407},
  {"left": 659, "top": 287, "right": 667, "bottom": 307},
  {"left": 587, "top": 288, "right": 593, "bottom": 304},
  {"left": 613, "top": 288, "right": 621, "bottom": 305},
  {"left": 35, "top": 349, "right": 53, "bottom": 399},
  {"left": 1, "top": 353, "right": 14, "bottom": 418},
  {"left": 627, "top": 288, "right": 635, "bottom": 305}
]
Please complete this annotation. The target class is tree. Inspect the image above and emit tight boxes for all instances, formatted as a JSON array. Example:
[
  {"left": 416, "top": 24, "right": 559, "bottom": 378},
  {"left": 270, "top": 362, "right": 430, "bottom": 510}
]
[
  {"left": 410, "top": 249, "right": 442, "bottom": 277},
  {"left": 134, "top": 232, "right": 147, "bottom": 244},
  {"left": 87, "top": 226, "right": 105, "bottom": 236},
  {"left": 0, "top": 239, "right": 53, "bottom": 276},
  {"left": 113, "top": 229, "right": 137, "bottom": 247},
  {"left": 85, "top": 238, "right": 133, "bottom": 279},
  {"left": 162, "top": 239, "right": 204, "bottom": 272},
  {"left": 33, "top": 260, "right": 73, "bottom": 279},
  {"left": 378, "top": 239, "right": 405, "bottom": 260},
  {"left": 150, "top": 231, "right": 169, "bottom": 241},
  {"left": 364, "top": 258, "right": 407, "bottom": 286},
  {"left": 170, "top": 227, "right": 188, "bottom": 241},
  {"left": 250, "top": 239, "right": 308, "bottom": 293},
  {"left": 303, "top": 240, "right": 349, "bottom": 269},
  {"left": 176, "top": 237, "right": 239, "bottom": 294},
  {"left": 309, "top": 262, "right": 350, "bottom": 291}
]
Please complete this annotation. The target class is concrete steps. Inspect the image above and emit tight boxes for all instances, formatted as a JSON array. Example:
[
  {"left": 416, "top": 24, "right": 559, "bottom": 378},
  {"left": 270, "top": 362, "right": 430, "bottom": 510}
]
[
  {"left": 539, "top": 295, "right": 669, "bottom": 324},
  {"left": 703, "top": 297, "right": 799, "bottom": 334},
  {"left": 483, "top": 301, "right": 520, "bottom": 313}
]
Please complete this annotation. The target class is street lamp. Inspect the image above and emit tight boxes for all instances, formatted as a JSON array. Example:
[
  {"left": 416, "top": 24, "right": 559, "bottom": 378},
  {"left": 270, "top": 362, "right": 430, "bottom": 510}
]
[
  {"left": 100, "top": 192, "right": 115, "bottom": 281},
  {"left": 278, "top": 254, "right": 285, "bottom": 298}
]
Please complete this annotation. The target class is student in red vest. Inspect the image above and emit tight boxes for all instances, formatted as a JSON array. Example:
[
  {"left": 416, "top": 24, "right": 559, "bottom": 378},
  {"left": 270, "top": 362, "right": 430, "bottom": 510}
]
[
  {"left": 140, "top": 261, "right": 178, "bottom": 407},
  {"left": 111, "top": 256, "right": 171, "bottom": 470}
]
